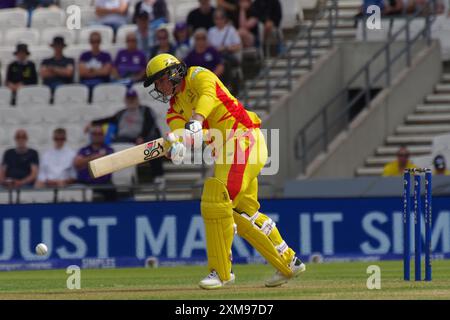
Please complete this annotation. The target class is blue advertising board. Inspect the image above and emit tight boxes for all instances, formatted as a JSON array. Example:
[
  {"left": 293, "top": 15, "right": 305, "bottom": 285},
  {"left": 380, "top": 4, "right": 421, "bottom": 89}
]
[{"left": 0, "top": 198, "right": 449, "bottom": 270}]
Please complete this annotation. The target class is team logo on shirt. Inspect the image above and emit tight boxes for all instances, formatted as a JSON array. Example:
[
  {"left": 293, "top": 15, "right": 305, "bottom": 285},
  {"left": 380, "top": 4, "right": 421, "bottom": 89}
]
[{"left": 143, "top": 140, "right": 164, "bottom": 161}]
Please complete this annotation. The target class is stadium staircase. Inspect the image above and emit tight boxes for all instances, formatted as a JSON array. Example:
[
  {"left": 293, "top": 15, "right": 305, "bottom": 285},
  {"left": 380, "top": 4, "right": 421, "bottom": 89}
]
[{"left": 356, "top": 73, "right": 450, "bottom": 176}]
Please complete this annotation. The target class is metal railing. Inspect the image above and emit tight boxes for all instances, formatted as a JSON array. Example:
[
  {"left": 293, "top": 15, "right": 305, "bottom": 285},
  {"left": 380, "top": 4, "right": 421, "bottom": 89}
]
[
  {"left": 239, "top": 0, "right": 339, "bottom": 110},
  {"left": 294, "top": 0, "right": 438, "bottom": 174}
]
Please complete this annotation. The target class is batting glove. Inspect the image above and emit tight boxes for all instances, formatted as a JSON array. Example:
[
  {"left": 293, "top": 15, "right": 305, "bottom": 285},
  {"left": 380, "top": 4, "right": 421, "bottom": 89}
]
[{"left": 184, "top": 120, "right": 203, "bottom": 148}]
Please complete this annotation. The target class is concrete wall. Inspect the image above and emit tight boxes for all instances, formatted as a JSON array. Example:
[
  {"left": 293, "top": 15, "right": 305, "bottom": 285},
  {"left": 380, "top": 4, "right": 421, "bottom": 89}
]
[{"left": 309, "top": 41, "right": 442, "bottom": 178}]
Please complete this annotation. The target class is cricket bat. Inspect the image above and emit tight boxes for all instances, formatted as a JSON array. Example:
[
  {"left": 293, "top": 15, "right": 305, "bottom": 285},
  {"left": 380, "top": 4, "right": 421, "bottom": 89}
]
[{"left": 88, "top": 138, "right": 166, "bottom": 178}]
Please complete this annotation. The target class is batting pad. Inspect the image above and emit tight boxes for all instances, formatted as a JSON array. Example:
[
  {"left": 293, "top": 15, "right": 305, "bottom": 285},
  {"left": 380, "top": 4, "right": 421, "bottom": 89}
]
[
  {"left": 233, "top": 210, "right": 294, "bottom": 278},
  {"left": 201, "top": 178, "right": 234, "bottom": 282}
]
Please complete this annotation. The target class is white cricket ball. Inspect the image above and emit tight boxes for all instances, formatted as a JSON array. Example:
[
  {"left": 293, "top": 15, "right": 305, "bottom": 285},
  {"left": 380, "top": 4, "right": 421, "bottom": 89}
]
[{"left": 35, "top": 243, "right": 48, "bottom": 256}]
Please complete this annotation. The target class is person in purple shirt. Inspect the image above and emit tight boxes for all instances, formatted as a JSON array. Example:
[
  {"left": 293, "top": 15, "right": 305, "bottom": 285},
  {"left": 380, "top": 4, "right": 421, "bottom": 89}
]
[
  {"left": 73, "top": 125, "right": 117, "bottom": 201},
  {"left": 112, "top": 32, "right": 147, "bottom": 84},
  {"left": 79, "top": 32, "right": 113, "bottom": 101},
  {"left": 184, "top": 28, "right": 224, "bottom": 78}
]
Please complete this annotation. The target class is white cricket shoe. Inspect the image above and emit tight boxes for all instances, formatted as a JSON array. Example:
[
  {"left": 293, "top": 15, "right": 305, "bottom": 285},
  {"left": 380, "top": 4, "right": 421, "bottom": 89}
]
[
  {"left": 198, "top": 270, "right": 235, "bottom": 290},
  {"left": 265, "top": 257, "right": 306, "bottom": 288}
]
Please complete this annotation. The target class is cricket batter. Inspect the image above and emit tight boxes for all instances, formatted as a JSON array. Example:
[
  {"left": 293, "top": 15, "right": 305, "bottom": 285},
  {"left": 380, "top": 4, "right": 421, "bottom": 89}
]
[{"left": 143, "top": 53, "right": 305, "bottom": 289}]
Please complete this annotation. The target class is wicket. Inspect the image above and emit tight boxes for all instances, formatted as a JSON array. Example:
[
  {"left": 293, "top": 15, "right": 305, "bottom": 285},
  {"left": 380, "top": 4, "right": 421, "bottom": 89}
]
[{"left": 403, "top": 168, "right": 432, "bottom": 281}]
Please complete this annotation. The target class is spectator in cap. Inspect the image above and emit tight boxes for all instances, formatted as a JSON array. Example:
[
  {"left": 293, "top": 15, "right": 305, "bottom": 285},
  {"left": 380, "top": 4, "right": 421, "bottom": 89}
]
[
  {"left": 112, "top": 32, "right": 147, "bottom": 83},
  {"left": 40, "top": 36, "right": 75, "bottom": 92},
  {"left": 6, "top": 43, "right": 38, "bottom": 105},
  {"left": 187, "top": 0, "right": 216, "bottom": 33},
  {"left": 184, "top": 28, "right": 224, "bottom": 78},
  {"left": 135, "top": 11, "right": 155, "bottom": 58},
  {"left": 0, "top": 129, "right": 39, "bottom": 189},
  {"left": 174, "top": 22, "right": 192, "bottom": 60},
  {"left": 132, "top": 0, "right": 169, "bottom": 28},
  {"left": 79, "top": 32, "right": 113, "bottom": 101},
  {"left": 433, "top": 155, "right": 450, "bottom": 175},
  {"left": 150, "top": 27, "right": 176, "bottom": 58},
  {"left": 85, "top": 88, "right": 164, "bottom": 182},
  {"left": 382, "top": 146, "right": 417, "bottom": 176}
]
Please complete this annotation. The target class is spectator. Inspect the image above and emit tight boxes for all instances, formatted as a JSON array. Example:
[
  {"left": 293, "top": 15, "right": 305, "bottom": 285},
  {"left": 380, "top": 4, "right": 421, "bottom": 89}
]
[
  {"left": 112, "top": 32, "right": 147, "bottom": 83},
  {"left": 17, "top": 0, "right": 58, "bottom": 27},
  {"left": 86, "top": 88, "right": 164, "bottom": 181},
  {"left": 94, "top": 0, "right": 129, "bottom": 33},
  {"left": 174, "top": 22, "right": 192, "bottom": 59},
  {"left": 40, "top": 36, "right": 75, "bottom": 92},
  {"left": 6, "top": 44, "right": 38, "bottom": 104},
  {"left": 79, "top": 32, "right": 113, "bottom": 100},
  {"left": 35, "top": 128, "right": 76, "bottom": 188},
  {"left": 0, "top": 129, "right": 39, "bottom": 189},
  {"left": 135, "top": 11, "right": 155, "bottom": 57},
  {"left": 217, "top": 0, "right": 239, "bottom": 27},
  {"left": 0, "top": 0, "right": 16, "bottom": 9},
  {"left": 184, "top": 28, "right": 224, "bottom": 78},
  {"left": 238, "top": 0, "right": 259, "bottom": 48},
  {"left": 132, "top": 0, "right": 168, "bottom": 28},
  {"left": 187, "top": 0, "right": 216, "bottom": 33},
  {"left": 252, "top": 0, "right": 282, "bottom": 46},
  {"left": 382, "top": 146, "right": 417, "bottom": 176},
  {"left": 433, "top": 155, "right": 450, "bottom": 175},
  {"left": 150, "top": 27, "right": 176, "bottom": 58},
  {"left": 73, "top": 125, "right": 117, "bottom": 201},
  {"left": 208, "top": 8, "right": 241, "bottom": 86}
]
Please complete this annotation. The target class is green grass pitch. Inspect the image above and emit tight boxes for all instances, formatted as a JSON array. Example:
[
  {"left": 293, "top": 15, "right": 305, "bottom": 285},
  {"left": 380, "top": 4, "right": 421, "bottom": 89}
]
[{"left": 1, "top": 260, "right": 450, "bottom": 299}]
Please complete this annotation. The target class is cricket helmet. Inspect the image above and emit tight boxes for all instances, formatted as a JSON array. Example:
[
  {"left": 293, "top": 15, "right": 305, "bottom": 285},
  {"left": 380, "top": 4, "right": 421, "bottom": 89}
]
[{"left": 143, "top": 53, "right": 187, "bottom": 102}]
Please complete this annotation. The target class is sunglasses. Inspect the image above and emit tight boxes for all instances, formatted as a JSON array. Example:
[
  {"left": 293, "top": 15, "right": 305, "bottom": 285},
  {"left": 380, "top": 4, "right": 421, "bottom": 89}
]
[
  {"left": 126, "top": 38, "right": 137, "bottom": 42},
  {"left": 15, "top": 136, "right": 27, "bottom": 140},
  {"left": 54, "top": 137, "right": 66, "bottom": 141},
  {"left": 90, "top": 39, "right": 101, "bottom": 43}
]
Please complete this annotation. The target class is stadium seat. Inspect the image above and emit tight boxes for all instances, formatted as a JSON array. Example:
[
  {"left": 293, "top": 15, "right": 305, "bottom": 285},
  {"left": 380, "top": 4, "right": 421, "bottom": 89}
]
[
  {"left": 172, "top": 1, "right": 198, "bottom": 22},
  {"left": 432, "top": 133, "right": 450, "bottom": 153},
  {"left": 31, "top": 7, "right": 66, "bottom": 30},
  {"left": 16, "top": 85, "right": 51, "bottom": 108},
  {"left": 60, "top": 0, "right": 93, "bottom": 10},
  {"left": 23, "top": 125, "right": 47, "bottom": 146},
  {"left": 0, "top": 108, "right": 27, "bottom": 125},
  {"left": 0, "top": 8, "right": 28, "bottom": 31},
  {"left": 57, "top": 187, "right": 93, "bottom": 202},
  {"left": 116, "top": 24, "right": 138, "bottom": 45},
  {"left": 79, "top": 25, "right": 114, "bottom": 45},
  {"left": 0, "top": 88, "right": 11, "bottom": 108},
  {"left": 54, "top": 84, "right": 89, "bottom": 106},
  {"left": 4, "top": 28, "right": 40, "bottom": 46},
  {"left": 81, "top": 105, "right": 111, "bottom": 122},
  {"left": 28, "top": 46, "right": 53, "bottom": 66},
  {"left": 41, "top": 27, "right": 77, "bottom": 46},
  {"left": 280, "top": 0, "right": 303, "bottom": 29},
  {"left": 64, "top": 44, "right": 90, "bottom": 61},
  {"left": 110, "top": 143, "right": 138, "bottom": 185},
  {"left": 80, "top": 7, "right": 98, "bottom": 27},
  {"left": 92, "top": 83, "right": 127, "bottom": 108},
  {"left": 299, "top": 0, "right": 318, "bottom": 10},
  {"left": 65, "top": 124, "right": 87, "bottom": 145},
  {"left": 0, "top": 190, "right": 14, "bottom": 204},
  {"left": 17, "top": 190, "right": 54, "bottom": 204}
]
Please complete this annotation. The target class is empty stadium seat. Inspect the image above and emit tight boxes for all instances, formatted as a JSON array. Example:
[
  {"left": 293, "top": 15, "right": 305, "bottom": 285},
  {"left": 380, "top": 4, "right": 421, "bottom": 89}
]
[
  {"left": 110, "top": 143, "right": 138, "bottom": 185},
  {"left": 172, "top": 1, "right": 198, "bottom": 22},
  {"left": 81, "top": 105, "right": 110, "bottom": 122},
  {"left": 4, "top": 28, "right": 40, "bottom": 46},
  {"left": 79, "top": 25, "right": 114, "bottom": 45},
  {"left": 57, "top": 187, "right": 93, "bottom": 202},
  {"left": 31, "top": 8, "right": 66, "bottom": 30},
  {"left": 280, "top": 0, "right": 303, "bottom": 29},
  {"left": 65, "top": 124, "right": 87, "bottom": 145},
  {"left": 92, "top": 83, "right": 127, "bottom": 107},
  {"left": 0, "top": 108, "right": 27, "bottom": 125},
  {"left": 54, "top": 84, "right": 89, "bottom": 105},
  {"left": 64, "top": 44, "right": 90, "bottom": 61},
  {"left": 41, "top": 27, "right": 77, "bottom": 46},
  {"left": 28, "top": 46, "right": 53, "bottom": 65},
  {"left": 60, "top": 0, "right": 93, "bottom": 10},
  {"left": 17, "top": 189, "right": 54, "bottom": 204},
  {"left": 80, "top": 7, "right": 98, "bottom": 27},
  {"left": 0, "top": 8, "right": 28, "bottom": 31},
  {"left": 0, "top": 88, "right": 11, "bottom": 107},
  {"left": 16, "top": 85, "right": 51, "bottom": 108},
  {"left": 116, "top": 24, "right": 138, "bottom": 45},
  {"left": 23, "top": 125, "right": 48, "bottom": 146}
]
